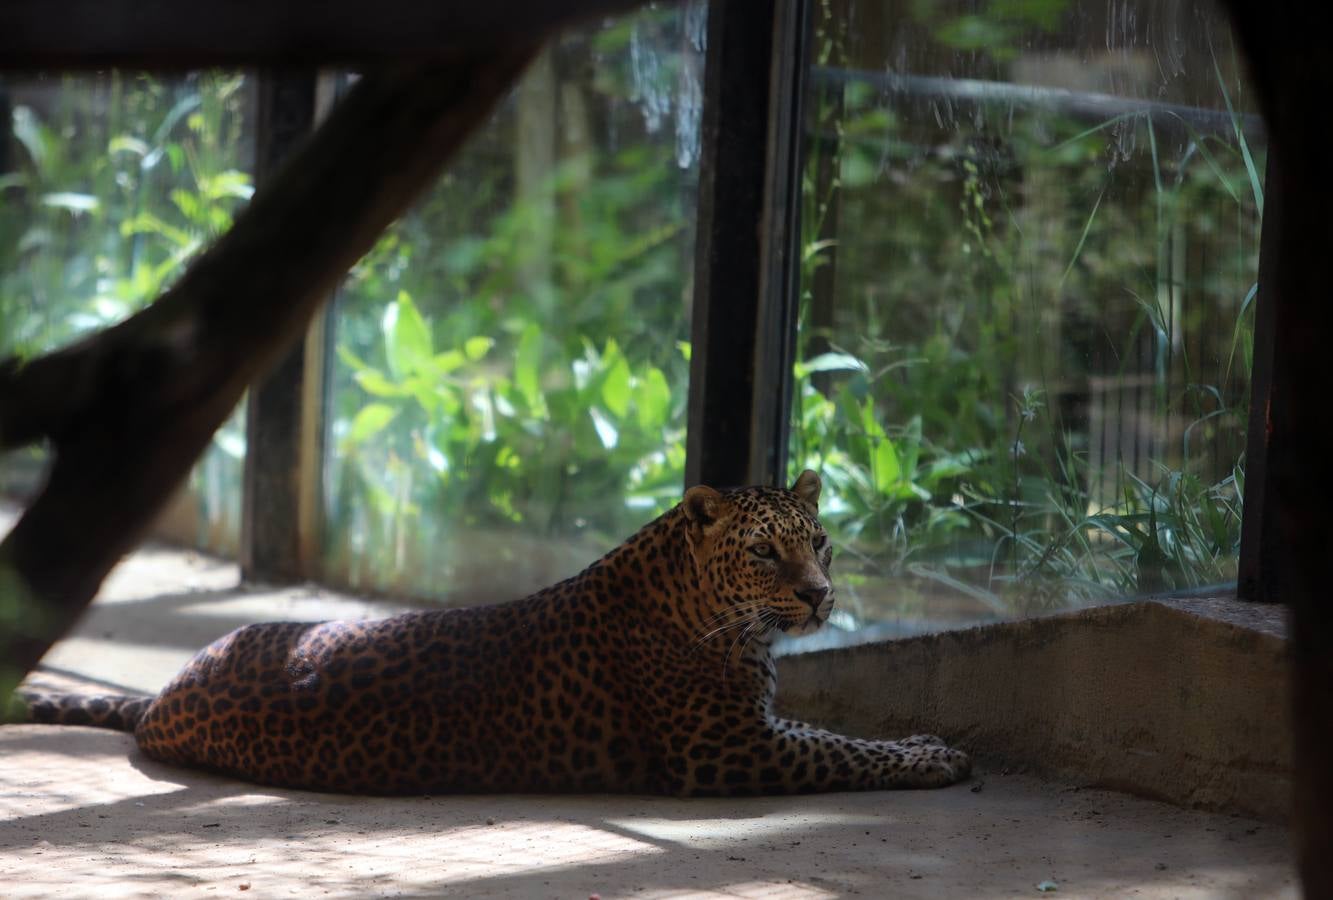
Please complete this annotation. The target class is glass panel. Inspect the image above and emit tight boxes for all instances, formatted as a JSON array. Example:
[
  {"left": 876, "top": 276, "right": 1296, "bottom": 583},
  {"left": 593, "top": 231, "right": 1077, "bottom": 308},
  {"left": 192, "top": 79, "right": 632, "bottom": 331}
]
[
  {"left": 0, "top": 72, "right": 255, "bottom": 555},
  {"left": 323, "top": 4, "right": 705, "bottom": 601},
  {"left": 789, "top": 0, "right": 1264, "bottom": 638}
]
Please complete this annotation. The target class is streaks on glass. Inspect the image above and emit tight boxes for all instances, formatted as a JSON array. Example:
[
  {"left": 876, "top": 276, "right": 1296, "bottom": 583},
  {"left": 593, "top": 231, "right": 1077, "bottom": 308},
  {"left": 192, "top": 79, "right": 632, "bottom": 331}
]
[
  {"left": 788, "top": 0, "right": 1265, "bottom": 635},
  {"left": 626, "top": 4, "right": 705, "bottom": 169},
  {"left": 675, "top": 0, "right": 708, "bottom": 169}
]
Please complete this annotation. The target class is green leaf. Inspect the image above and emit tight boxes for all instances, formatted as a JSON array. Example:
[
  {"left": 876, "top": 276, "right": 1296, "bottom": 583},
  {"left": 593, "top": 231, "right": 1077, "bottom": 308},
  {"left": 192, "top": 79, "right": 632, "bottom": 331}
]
[
  {"left": 40, "top": 192, "right": 100, "bottom": 214},
  {"left": 346, "top": 403, "right": 397, "bottom": 446},
  {"left": 406, "top": 376, "right": 442, "bottom": 415},
  {"left": 108, "top": 135, "right": 149, "bottom": 157},
  {"left": 1212, "top": 48, "right": 1264, "bottom": 216},
  {"left": 636, "top": 367, "right": 671, "bottom": 431},
  {"left": 353, "top": 368, "right": 409, "bottom": 398},
  {"left": 861, "top": 397, "right": 886, "bottom": 439},
  {"left": 463, "top": 336, "right": 494, "bottom": 361},
  {"left": 873, "top": 437, "right": 901, "bottom": 494},
  {"left": 989, "top": 0, "right": 1066, "bottom": 30},
  {"left": 119, "top": 211, "right": 193, "bottom": 247},
  {"left": 11, "top": 106, "right": 48, "bottom": 167},
  {"left": 432, "top": 350, "right": 465, "bottom": 374},
  {"left": 936, "top": 15, "right": 1015, "bottom": 52},
  {"left": 165, "top": 143, "right": 185, "bottom": 173},
  {"left": 602, "top": 356, "right": 632, "bottom": 417},
  {"left": 795, "top": 352, "right": 870, "bottom": 379},
  {"left": 515, "top": 323, "right": 544, "bottom": 411},
  {"left": 171, "top": 188, "right": 201, "bottom": 222},
  {"left": 383, "top": 291, "right": 433, "bottom": 379},
  {"left": 1058, "top": 187, "right": 1105, "bottom": 290},
  {"left": 337, "top": 345, "right": 372, "bottom": 372},
  {"left": 199, "top": 169, "right": 254, "bottom": 201},
  {"left": 925, "top": 449, "right": 985, "bottom": 484}
]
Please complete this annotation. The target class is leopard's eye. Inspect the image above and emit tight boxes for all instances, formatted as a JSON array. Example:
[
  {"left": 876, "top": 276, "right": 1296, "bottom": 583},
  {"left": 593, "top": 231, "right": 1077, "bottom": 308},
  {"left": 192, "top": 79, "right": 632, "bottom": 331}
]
[
  {"left": 750, "top": 542, "right": 776, "bottom": 560},
  {"left": 812, "top": 532, "right": 828, "bottom": 551}
]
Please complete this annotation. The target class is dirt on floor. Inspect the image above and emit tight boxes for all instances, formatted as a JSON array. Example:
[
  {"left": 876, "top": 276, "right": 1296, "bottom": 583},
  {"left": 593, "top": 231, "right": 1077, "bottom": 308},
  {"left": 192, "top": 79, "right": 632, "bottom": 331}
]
[
  {"left": 0, "top": 521, "right": 1298, "bottom": 899},
  {"left": 0, "top": 723, "right": 1296, "bottom": 900}
]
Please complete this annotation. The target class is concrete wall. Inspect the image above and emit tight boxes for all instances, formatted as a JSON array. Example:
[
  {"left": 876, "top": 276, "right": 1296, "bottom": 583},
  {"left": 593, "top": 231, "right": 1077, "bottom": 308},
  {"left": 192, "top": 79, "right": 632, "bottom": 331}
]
[{"left": 775, "top": 600, "right": 1291, "bottom": 821}]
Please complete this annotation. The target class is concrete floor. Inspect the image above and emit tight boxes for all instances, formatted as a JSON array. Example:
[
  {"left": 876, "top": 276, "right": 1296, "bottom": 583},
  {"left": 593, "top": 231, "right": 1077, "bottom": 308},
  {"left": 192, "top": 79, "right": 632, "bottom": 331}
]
[{"left": 0, "top": 531, "right": 1298, "bottom": 898}]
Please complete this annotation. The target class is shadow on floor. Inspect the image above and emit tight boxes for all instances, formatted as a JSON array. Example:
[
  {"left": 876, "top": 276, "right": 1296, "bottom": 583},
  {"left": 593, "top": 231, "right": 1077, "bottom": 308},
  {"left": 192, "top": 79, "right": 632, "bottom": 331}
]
[{"left": 0, "top": 725, "right": 1295, "bottom": 899}]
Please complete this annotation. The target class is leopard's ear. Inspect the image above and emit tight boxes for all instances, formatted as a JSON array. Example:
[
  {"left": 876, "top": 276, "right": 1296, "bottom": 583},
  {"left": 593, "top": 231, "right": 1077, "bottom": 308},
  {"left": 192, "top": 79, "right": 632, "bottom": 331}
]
[
  {"left": 791, "top": 469, "right": 821, "bottom": 514},
  {"left": 681, "top": 485, "right": 733, "bottom": 581},
  {"left": 682, "top": 485, "right": 726, "bottom": 528}
]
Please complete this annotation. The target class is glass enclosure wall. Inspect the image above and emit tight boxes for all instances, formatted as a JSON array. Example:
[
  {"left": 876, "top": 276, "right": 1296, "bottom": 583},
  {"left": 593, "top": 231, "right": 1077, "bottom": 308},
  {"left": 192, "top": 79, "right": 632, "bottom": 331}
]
[
  {"left": 322, "top": 4, "right": 706, "bottom": 602},
  {"left": 789, "top": 0, "right": 1265, "bottom": 638},
  {"left": 0, "top": 72, "right": 255, "bottom": 555},
  {"left": 1, "top": 1, "right": 1272, "bottom": 642}
]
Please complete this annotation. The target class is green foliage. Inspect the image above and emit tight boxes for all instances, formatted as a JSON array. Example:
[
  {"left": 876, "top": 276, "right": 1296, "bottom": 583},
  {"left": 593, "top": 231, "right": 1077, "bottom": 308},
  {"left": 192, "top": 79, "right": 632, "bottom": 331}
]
[
  {"left": 335, "top": 290, "right": 686, "bottom": 540},
  {"left": 1, "top": 72, "right": 253, "bottom": 553},
  {"left": 791, "top": 4, "right": 1262, "bottom": 620},
  {"left": 323, "top": 11, "right": 700, "bottom": 594},
  {"left": 1, "top": 5, "right": 1263, "bottom": 621},
  {"left": 1, "top": 73, "right": 251, "bottom": 356}
]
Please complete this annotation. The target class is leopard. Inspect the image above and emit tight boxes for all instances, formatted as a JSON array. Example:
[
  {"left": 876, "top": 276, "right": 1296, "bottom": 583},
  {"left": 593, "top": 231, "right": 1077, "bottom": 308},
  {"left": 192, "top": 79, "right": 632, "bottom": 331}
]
[{"left": 13, "top": 470, "right": 970, "bottom": 796}]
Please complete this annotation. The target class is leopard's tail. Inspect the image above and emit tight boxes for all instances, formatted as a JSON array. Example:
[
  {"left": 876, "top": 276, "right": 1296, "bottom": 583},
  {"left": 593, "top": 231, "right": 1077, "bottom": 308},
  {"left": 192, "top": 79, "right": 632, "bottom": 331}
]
[{"left": 13, "top": 688, "right": 151, "bottom": 732}]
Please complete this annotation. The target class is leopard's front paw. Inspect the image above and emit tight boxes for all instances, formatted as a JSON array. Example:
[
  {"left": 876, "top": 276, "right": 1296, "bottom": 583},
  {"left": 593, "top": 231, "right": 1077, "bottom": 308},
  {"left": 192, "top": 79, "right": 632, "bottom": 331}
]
[
  {"left": 895, "top": 741, "right": 971, "bottom": 788},
  {"left": 898, "top": 733, "right": 946, "bottom": 748}
]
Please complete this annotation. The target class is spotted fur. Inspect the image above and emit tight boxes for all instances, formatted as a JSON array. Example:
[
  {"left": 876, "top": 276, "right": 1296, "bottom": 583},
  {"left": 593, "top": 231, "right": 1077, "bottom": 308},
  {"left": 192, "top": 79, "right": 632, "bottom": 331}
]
[{"left": 15, "top": 471, "right": 970, "bottom": 795}]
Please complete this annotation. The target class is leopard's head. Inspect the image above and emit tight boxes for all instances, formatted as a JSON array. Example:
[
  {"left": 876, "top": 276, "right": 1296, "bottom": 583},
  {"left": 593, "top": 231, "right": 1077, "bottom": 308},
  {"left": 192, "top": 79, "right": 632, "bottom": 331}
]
[{"left": 680, "top": 470, "right": 834, "bottom": 639}]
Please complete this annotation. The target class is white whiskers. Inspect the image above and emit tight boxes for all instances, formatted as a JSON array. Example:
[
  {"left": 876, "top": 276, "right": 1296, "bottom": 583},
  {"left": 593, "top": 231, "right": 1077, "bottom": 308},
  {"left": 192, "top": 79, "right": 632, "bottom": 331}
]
[
  {"left": 719, "top": 609, "right": 778, "bottom": 686},
  {"left": 688, "top": 602, "right": 768, "bottom": 651}
]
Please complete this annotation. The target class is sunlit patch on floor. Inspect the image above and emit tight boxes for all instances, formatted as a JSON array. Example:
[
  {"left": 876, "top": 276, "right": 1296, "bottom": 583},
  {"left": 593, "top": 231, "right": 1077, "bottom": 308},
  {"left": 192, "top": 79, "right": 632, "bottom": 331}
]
[{"left": 607, "top": 810, "right": 882, "bottom": 849}]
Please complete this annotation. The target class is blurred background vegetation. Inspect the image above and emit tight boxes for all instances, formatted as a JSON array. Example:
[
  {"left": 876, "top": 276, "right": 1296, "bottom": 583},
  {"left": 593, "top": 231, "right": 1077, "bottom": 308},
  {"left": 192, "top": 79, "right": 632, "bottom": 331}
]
[
  {"left": 0, "top": 71, "right": 253, "bottom": 554},
  {"left": 788, "top": 0, "right": 1262, "bottom": 630},
  {"left": 0, "top": 0, "right": 1264, "bottom": 634}
]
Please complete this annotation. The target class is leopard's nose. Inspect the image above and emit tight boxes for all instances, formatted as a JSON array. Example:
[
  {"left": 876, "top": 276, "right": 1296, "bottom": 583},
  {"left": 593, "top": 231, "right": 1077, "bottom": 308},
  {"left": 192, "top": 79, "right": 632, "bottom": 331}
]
[{"left": 795, "top": 587, "right": 829, "bottom": 611}]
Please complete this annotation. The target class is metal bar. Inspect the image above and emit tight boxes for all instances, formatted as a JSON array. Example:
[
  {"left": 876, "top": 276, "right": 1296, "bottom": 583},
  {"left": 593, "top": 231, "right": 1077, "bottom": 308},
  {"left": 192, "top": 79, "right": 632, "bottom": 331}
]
[
  {"left": 0, "top": 82, "right": 11, "bottom": 175},
  {"left": 1236, "top": 151, "right": 1278, "bottom": 603},
  {"left": 684, "top": 0, "right": 778, "bottom": 489},
  {"left": 239, "top": 71, "right": 323, "bottom": 584},
  {"left": 685, "top": 0, "right": 809, "bottom": 490},
  {"left": 751, "top": 0, "right": 811, "bottom": 486},
  {"left": 810, "top": 66, "right": 1266, "bottom": 142},
  {"left": 0, "top": 0, "right": 663, "bottom": 69},
  {"left": 804, "top": 59, "right": 845, "bottom": 400}
]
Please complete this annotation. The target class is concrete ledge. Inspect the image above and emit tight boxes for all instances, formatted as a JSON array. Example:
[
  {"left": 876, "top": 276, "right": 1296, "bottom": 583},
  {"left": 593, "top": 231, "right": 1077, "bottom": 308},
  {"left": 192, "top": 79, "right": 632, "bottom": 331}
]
[{"left": 776, "top": 599, "right": 1291, "bottom": 822}]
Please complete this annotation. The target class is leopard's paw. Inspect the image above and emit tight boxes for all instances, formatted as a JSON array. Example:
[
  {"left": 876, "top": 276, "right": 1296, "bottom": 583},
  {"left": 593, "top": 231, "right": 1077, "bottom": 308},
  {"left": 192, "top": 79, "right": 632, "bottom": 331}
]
[
  {"left": 898, "top": 733, "right": 946, "bottom": 748},
  {"left": 896, "top": 742, "right": 971, "bottom": 788}
]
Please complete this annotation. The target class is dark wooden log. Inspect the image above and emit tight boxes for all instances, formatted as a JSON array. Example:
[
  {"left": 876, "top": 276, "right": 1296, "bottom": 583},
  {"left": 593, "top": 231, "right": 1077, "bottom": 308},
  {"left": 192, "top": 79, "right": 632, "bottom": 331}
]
[
  {"left": 0, "top": 0, "right": 657, "bottom": 69},
  {"left": 0, "top": 46, "right": 536, "bottom": 692},
  {"left": 240, "top": 71, "right": 324, "bottom": 584},
  {"left": 1218, "top": 3, "right": 1333, "bottom": 894}
]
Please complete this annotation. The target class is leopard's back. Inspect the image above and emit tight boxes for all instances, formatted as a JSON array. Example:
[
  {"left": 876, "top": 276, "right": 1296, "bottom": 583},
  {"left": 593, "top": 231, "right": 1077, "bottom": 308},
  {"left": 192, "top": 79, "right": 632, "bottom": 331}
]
[{"left": 133, "top": 584, "right": 653, "bottom": 794}]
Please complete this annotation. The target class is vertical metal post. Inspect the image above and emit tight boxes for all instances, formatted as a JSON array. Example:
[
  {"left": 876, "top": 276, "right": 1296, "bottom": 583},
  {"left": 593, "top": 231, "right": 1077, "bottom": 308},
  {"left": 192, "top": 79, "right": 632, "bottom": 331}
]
[
  {"left": 753, "top": 0, "right": 811, "bottom": 486},
  {"left": 1236, "top": 151, "right": 1279, "bottom": 603},
  {"left": 240, "top": 71, "right": 325, "bottom": 583},
  {"left": 0, "top": 81, "right": 11, "bottom": 176},
  {"left": 684, "top": 0, "right": 810, "bottom": 489}
]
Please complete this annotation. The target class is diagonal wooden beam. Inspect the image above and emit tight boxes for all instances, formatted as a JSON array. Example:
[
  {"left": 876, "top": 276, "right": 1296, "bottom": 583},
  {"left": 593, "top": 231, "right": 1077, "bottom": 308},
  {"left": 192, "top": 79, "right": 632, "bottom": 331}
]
[
  {"left": 0, "top": 46, "right": 536, "bottom": 688},
  {"left": 0, "top": 0, "right": 657, "bottom": 69}
]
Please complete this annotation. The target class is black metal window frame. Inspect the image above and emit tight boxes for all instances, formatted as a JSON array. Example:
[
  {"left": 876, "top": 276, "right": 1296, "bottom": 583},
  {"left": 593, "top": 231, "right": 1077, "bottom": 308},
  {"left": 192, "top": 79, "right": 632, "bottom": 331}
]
[
  {"left": 240, "top": 0, "right": 1277, "bottom": 607},
  {"left": 682, "top": 0, "right": 1277, "bottom": 606}
]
